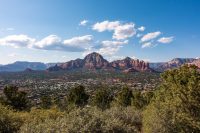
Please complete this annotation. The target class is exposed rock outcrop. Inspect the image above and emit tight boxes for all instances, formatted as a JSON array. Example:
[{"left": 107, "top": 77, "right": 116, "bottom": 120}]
[{"left": 47, "top": 53, "right": 152, "bottom": 72}]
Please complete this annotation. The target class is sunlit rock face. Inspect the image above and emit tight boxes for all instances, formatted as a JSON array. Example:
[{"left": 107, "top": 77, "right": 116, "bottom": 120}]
[
  {"left": 83, "top": 52, "right": 110, "bottom": 69},
  {"left": 47, "top": 52, "right": 153, "bottom": 72},
  {"left": 110, "top": 57, "right": 152, "bottom": 72}
]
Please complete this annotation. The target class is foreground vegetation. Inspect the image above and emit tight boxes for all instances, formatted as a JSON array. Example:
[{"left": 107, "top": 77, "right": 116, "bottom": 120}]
[{"left": 0, "top": 65, "right": 199, "bottom": 133}]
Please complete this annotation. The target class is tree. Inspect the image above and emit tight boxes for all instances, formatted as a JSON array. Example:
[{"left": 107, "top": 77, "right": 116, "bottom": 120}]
[
  {"left": 3, "top": 86, "right": 29, "bottom": 111},
  {"left": 92, "top": 88, "right": 113, "bottom": 110},
  {"left": 116, "top": 86, "right": 133, "bottom": 107},
  {"left": 132, "top": 90, "right": 154, "bottom": 109},
  {"left": 40, "top": 95, "right": 52, "bottom": 109},
  {"left": 143, "top": 65, "right": 200, "bottom": 133},
  {"left": 131, "top": 90, "right": 148, "bottom": 109},
  {"left": 66, "top": 85, "right": 89, "bottom": 107}
]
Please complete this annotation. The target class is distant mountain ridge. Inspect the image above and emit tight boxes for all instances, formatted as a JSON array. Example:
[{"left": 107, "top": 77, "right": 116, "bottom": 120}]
[
  {"left": 0, "top": 61, "right": 47, "bottom": 72},
  {"left": 0, "top": 53, "right": 199, "bottom": 72},
  {"left": 150, "top": 58, "right": 197, "bottom": 72},
  {"left": 48, "top": 52, "right": 153, "bottom": 72}
]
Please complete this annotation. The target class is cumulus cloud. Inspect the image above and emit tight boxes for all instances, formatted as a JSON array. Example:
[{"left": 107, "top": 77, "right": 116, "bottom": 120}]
[
  {"left": 63, "top": 35, "right": 93, "bottom": 46},
  {"left": 100, "top": 40, "right": 129, "bottom": 55},
  {"left": 107, "top": 55, "right": 125, "bottom": 61},
  {"left": 97, "top": 40, "right": 128, "bottom": 56},
  {"left": 92, "top": 21, "right": 136, "bottom": 40},
  {"left": 141, "top": 42, "right": 154, "bottom": 48},
  {"left": 92, "top": 21, "right": 120, "bottom": 32},
  {"left": 79, "top": 20, "right": 88, "bottom": 26},
  {"left": 0, "top": 34, "right": 93, "bottom": 52},
  {"left": 157, "top": 36, "right": 174, "bottom": 43},
  {"left": 83, "top": 39, "right": 128, "bottom": 56},
  {"left": 33, "top": 35, "right": 93, "bottom": 52},
  {"left": 141, "top": 31, "right": 161, "bottom": 42},
  {"left": 141, "top": 36, "right": 173, "bottom": 48},
  {"left": 0, "top": 34, "right": 35, "bottom": 48},
  {"left": 33, "top": 35, "right": 61, "bottom": 49},
  {"left": 101, "top": 40, "right": 128, "bottom": 47},
  {"left": 113, "top": 23, "right": 136, "bottom": 40},
  {"left": 97, "top": 46, "right": 121, "bottom": 56},
  {"left": 138, "top": 26, "right": 145, "bottom": 31}
]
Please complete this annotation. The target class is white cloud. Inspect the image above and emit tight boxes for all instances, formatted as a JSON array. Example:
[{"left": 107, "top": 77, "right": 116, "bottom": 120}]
[
  {"left": 63, "top": 35, "right": 93, "bottom": 46},
  {"left": 0, "top": 34, "right": 93, "bottom": 52},
  {"left": 101, "top": 40, "right": 128, "bottom": 47},
  {"left": 97, "top": 46, "right": 121, "bottom": 56},
  {"left": 82, "top": 39, "right": 127, "bottom": 56},
  {"left": 34, "top": 35, "right": 93, "bottom": 52},
  {"left": 113, "top": 23, "right": 136, "bottom": 40},
  {"left": 141, "top": 31, "right": 161, "bottom": 42},
  {"left": 0, "top": 34, "right": 35, "bottom": 48},
  {"left": 141, "top": 35, "right": 173, "bottom": 48},
  {"left": 98, "top": 40, "right": 128, "bottom": 55},
  {"left": 142, "top": 58, "right": 150, "bottom": 62},
  {"left": 141, "top": 42, "right": 154, "bottom": 48},
  {"left": 107, "top": 55, "right": 125, "bottom": 61},
  {"left": 34, "top": 35, "right": 61, "bottom": 49},
  {"left": 92, "top": 21, "right": 120, "bottom": 32},
  {"left": 157, "top": 36, "right": 174, "bottom": 43},
  {"left": 79, "top": 20, "right": 88, "bottom": 26},
  {"left": 61, "top": 55, "right": 70, "bottom": 60},
  {"left": 131, "top": 56, "right": 137, "bottom": 59},
  {"left": 8, "top": 53, "right": 18, "bottom": 57},
  {"left": 138, "top": 26, "right": 145, "bottom": 31},
  {"left": 92, "top": 21, "right": 136, "bottom": 40}
]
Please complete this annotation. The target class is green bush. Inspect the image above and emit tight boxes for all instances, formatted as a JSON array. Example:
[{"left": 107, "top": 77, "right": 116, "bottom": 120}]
[
  {"left": 0, "top": 104, "right": 24, "bottom": 133},
  {"left": 20, "top": 106, "right": 142, "bottom": 133},
  {"left": 116, "top": 86, "right": 133, "bottom": 107},
  {"left": 40, "top": 95, "right": 52, "bottom": 109},
  {"left": 143, "top": 65, "right": 200, "bottom": 133},
  {"left": 92, "top": 88, "right": 113, "bottom": 110},
  {"left": 20, "top": 107, "right": 64, "bottom": 133},
  {"left": 3, "top": 85, "right": 30, "bottom": 111},
  {"left": 66, "top": 85, "right": 89, "bottom": 107}
]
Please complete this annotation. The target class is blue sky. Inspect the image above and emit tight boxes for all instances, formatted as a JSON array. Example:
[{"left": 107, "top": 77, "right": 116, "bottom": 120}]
[{"left": 0, "top": 0, "right": 199, "bottom": 64}]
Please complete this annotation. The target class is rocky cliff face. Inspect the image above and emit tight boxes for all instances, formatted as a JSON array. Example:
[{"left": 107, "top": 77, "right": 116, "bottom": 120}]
[
  {"left": 57, "top": 59, "right": 84, "bottom": 70},
  {"left": 48, "top": 52, "right": 110, "bottom": 71},
  {"left": 47, "top": 52, "right": 152, "bottom": 72},
  {"left": 110, "top": 57, "right": 152, "bottom": 72},
  {"left": 83, "top": 52, "right": 109, "bottom": 69}
]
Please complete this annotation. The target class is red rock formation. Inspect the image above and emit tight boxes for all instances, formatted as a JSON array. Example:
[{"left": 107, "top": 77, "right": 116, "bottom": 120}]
[
  {"left": 58, "top": 59, "right": 83, "bottom": 70},
  {"left": 47, "top": 53, "right": 153, "bottom": 72},
  {"left": 110, "top": 57, "right": 152, "bottom": 72},
  {"left": 83, "top": 52, "right": 109, "bottom": 69}
]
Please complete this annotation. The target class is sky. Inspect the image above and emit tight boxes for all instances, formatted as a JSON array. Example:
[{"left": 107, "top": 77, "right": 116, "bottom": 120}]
[{"left": 0, "top": 0, "right": 199, "bottom": 64}]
